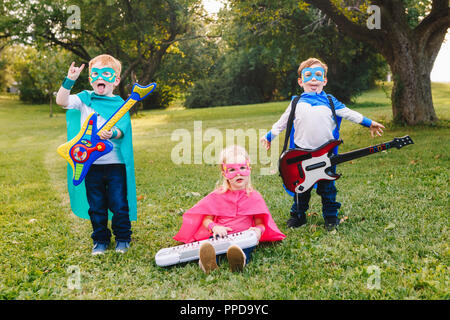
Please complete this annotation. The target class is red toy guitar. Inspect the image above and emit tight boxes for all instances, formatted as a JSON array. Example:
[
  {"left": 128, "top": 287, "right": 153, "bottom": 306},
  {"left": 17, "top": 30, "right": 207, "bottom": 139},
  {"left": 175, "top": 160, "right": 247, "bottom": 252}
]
[{"left": 279, "top": 136, "right": 414, "bottom": 193}]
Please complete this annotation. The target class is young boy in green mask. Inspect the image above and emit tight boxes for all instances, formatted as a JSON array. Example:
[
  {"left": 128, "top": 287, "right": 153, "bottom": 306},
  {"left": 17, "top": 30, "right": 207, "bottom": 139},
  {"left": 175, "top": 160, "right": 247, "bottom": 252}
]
[{"left": 56, "top": 54, "right": 137, "bottom": 255}]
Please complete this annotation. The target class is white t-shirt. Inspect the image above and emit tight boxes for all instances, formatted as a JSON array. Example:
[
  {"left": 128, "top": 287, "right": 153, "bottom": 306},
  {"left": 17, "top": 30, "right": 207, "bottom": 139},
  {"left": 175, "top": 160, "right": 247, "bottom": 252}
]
[
  {"left": 270, "top": 96, "right": 368, "bottom": 149},
  {"left": 64, "top": 95, "right": 124, "bottom": 164}
]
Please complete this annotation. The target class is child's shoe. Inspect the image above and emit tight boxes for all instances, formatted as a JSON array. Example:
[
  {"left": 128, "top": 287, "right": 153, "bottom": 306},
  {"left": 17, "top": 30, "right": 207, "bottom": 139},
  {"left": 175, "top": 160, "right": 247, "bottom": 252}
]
[
  {"left": 115, "top": 241, "right": 130, "bottom": 253},
  {"left": 287, "top": 212, "right": 307, "bottom": 228},
  {"left": 227, "top": 245, "right": 246, "bottom": 272},
  {"left": 324, "top": 216, "right": 340, "bottom": 231},
  {"left": 92, "top": 242, "right": 108, "bottom": 255},
  {"left": 199, "top": 242, "right": 218, "bottom": 274}
]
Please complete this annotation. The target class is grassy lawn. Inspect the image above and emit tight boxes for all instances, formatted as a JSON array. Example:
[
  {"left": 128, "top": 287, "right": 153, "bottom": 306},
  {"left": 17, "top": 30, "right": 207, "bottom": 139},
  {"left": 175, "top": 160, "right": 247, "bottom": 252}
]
[{"left": 0, "top": 83, "right": 448, "bottom": 300}]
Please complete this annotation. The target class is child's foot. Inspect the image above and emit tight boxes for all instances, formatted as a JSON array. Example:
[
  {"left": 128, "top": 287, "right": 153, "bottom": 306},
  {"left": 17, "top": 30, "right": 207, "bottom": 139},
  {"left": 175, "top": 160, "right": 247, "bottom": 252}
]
[
  {"left": 115, "top": 241, "right": 130, "bottom": 253},
  {"left": 324, "top": 216, "right": 340, "bottom": 231},
  {"left": 199, "top": 242, "right": 218, "bottom": 274},
  {"left": 227, "top": 245, "right": 246, "bottom": 272},
  {"left": 92, "top": 242, "right": 108, "bottom": 255},
  {"left": 287, "top": 212, "right": 307, "bottom": 228}
]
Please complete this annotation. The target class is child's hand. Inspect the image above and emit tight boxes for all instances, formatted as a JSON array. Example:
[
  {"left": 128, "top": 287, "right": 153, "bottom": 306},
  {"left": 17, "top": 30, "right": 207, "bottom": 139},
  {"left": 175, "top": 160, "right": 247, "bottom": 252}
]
[
  {"left": 212, "top": 225, "right": 232, "bottom": 238},
  {"left": 260, "top": 136, "right": 271, "bottom": 150},
  {"left": 67, "top": 62, "right": 85, "bottom": 81},
  {"left": 370, "top": 121, "right": 385, "bottom": 137},
  {"left": 99, "top": 130, "right": 113, "bottom": 140}
]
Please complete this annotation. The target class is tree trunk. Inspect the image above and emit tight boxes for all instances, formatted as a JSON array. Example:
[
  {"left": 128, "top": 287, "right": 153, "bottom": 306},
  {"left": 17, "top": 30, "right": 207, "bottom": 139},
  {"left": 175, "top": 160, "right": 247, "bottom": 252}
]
[
  {"left": 49, "top": 94, "right": 53, "bottom": 118},
  {"left": 388, "top": 38, "right": 438, "bottom": 125}
]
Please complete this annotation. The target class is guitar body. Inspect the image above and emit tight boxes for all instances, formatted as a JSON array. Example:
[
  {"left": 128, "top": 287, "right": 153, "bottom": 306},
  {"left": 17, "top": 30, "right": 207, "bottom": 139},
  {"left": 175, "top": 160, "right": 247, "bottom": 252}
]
[
  {"left": 57, "top": 113, "right": 113, "bottom": 186},
  {"left": 279, "top": 135, "right": 414, "bottom": 194},
  {"left": 57, "top": 82, "right": 157, "bottom": 186},
  {"left": 279, "top": 140, "right": 342, "bottom": 193}
]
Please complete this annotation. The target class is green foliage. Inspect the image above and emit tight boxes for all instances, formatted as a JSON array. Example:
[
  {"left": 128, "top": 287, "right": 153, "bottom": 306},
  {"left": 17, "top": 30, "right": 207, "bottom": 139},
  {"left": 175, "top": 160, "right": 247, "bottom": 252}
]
[
  {"left": 185, "top": 0, "right": 388, "bottom": 108},
  {"left": 0, "top": 0, "right": 206, "bottom": 106}
]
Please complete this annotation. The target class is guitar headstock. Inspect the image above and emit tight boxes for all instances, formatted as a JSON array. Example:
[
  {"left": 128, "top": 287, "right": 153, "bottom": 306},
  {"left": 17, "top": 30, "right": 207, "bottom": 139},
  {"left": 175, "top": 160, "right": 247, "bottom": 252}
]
[{"left": 392, "top": 135, "right": 414, "bottom": 149}]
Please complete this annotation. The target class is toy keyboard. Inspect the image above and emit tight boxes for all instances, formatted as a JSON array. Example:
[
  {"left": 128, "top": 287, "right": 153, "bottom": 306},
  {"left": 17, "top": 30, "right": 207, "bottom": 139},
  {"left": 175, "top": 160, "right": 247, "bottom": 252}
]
[{"left": 155, "top": 230, "right": 259, "bottom": 267}]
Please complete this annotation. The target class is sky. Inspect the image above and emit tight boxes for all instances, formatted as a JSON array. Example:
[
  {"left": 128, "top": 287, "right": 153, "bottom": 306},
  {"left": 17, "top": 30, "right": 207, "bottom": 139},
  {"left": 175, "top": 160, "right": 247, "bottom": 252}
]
[{"left": 202, "top": 1, "right": 449, "bottom": 82}]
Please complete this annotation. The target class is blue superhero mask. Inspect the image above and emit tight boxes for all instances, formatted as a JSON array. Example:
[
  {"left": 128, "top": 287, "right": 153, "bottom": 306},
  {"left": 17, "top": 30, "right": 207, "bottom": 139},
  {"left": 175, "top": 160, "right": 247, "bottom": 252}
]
[
  {"left": 89, "top": 67, "right": 117, "bottom": 83},
  {"left": 301, "top": 67, "right": 325, "bottom": 83}
]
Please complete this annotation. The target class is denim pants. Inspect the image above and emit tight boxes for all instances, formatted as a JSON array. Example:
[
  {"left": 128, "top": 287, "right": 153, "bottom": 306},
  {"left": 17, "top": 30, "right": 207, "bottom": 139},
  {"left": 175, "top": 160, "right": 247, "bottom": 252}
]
[
  {"left": 85, "top": 164, "right": 132, "bottom": 244},
  {"left": 216, "top": 246, "right": 255, "bottom": 265},
  {"left": 291, "top": 165, "right": 341, "bottom": 218}
]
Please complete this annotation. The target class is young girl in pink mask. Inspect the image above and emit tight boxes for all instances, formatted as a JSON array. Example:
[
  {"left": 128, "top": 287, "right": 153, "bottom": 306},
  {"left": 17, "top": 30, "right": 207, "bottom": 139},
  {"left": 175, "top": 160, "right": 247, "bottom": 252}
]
[{"left": 173, "top": 145, "right": 285, "bottom": 273}]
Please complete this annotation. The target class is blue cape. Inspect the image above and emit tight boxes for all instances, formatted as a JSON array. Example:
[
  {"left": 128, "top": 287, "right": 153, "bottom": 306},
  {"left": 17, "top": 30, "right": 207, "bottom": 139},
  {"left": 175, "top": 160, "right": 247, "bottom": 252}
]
[{"left": 65, "top": 90, "right": 137, "bottom": 221}]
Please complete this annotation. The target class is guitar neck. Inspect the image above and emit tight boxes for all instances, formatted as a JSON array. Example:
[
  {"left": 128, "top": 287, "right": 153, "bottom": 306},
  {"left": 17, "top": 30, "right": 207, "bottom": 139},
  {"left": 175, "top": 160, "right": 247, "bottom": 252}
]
[
  {"left": 330, "top": 140, "right": 395, "bottom": 166},
  {"left": 98, "top": 98, "right": 137, "bottom": 133}
]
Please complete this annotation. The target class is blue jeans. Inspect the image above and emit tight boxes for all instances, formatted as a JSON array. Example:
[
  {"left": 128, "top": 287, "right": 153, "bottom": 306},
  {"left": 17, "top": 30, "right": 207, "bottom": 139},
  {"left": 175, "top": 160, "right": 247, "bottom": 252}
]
[
  {"left": 216, "top": 245, "right": 255, "bottom": 264},
  {"left": 85, "top": 164, "right": 132, "bottom": 244},
  {"left": 291, "top": 165, "right": 341, "bottom": 218}
]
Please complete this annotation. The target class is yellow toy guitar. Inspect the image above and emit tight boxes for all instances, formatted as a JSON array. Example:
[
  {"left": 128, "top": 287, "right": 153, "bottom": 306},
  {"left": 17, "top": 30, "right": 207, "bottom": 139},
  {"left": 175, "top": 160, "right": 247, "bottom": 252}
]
[{"left": 57, "top": 83, "right": 156, "bottom": 186}]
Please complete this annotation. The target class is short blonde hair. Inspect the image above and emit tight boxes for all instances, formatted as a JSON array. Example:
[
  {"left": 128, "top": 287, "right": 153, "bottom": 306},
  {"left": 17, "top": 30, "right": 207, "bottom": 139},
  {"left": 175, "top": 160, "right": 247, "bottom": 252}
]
[
  {"left": 89, "top": 54, "right": 122, "bottom": 77},
  {"left": 216, "top": 145, "right": 253, "bottom": 194},
  {"left": 297, "top": 57, "right": 328, "bottom": 78}
]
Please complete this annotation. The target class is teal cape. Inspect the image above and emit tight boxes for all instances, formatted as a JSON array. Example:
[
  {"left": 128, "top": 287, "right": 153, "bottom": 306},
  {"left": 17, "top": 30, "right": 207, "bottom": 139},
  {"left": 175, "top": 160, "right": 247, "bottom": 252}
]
[{"left": 65, "top": 90, "right": 137, "bottom": 221}]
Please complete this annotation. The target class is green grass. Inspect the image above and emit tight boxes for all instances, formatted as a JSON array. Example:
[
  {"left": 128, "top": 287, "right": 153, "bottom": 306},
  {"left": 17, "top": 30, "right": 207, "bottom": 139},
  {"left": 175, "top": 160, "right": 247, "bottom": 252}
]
[{"left": 0, "top": 83, "right": 448, "bottom": 300}]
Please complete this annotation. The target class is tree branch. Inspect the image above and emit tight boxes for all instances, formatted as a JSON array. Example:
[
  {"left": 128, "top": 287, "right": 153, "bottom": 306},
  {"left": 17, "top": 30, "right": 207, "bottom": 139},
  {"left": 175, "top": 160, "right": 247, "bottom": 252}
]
[
  {"left": 302, "top": 0, "right": 385, "bottom": 48},
  {"left": 415, "top": 0, "right": 450, "bottom": 50}
]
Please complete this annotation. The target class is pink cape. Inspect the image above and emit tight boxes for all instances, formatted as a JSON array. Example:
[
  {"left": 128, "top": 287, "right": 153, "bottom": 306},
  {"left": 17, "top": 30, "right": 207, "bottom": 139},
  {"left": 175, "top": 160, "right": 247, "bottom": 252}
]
[{"left": 173, "top": 189, "right": 286, "bottom": 243}]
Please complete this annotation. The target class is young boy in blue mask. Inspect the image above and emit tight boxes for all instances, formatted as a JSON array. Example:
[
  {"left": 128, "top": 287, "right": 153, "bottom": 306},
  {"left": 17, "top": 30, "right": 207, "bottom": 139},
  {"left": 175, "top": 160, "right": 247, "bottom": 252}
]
[
  {"left": 261, "top": 57, "right": 385, "bottom": 230},
  {"left": 56, "top": 54, "right": 137, "bottom": 254}
]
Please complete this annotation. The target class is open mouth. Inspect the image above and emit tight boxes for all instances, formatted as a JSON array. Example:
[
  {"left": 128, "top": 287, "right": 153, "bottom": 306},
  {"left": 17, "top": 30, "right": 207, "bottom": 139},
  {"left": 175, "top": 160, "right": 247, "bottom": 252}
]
[
  {"left": 236, "top": 178, "right": 244, "bottom": 183},
  {"left": 96, "top": 83, "right": 106, "bottom": 94}
]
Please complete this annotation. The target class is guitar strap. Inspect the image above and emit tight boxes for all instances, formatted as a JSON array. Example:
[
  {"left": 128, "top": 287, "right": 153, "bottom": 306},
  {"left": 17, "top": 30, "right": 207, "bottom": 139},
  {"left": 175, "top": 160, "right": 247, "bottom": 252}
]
[{"left": 281, "top": 95, "right": 301, "bottom": 155}]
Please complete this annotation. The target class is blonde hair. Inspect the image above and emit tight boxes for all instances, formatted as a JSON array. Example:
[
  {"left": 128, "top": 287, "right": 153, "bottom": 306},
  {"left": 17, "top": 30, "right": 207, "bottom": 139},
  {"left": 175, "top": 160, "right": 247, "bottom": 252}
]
[
  {"left": 297, "top": 57, "right": 328, "bottom": 78},
  {"left": 89, "top": 54, "right": 122, "bottom": 77},
  {"left": 216, "top": 145, "right": 254, "bottom": 194}
]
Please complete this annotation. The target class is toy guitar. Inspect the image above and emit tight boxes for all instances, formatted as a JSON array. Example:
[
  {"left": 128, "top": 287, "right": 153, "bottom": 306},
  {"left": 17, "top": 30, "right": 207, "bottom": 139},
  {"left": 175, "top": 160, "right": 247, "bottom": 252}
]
[
  {"left": 155, "top": 230, "right": 259, "bottom": 267},
  {"left": 279, "top": 135, "right": 414, "bottom": 193},
  {"left": 57, "top": 83, "right": 157, "bottom": 186}
]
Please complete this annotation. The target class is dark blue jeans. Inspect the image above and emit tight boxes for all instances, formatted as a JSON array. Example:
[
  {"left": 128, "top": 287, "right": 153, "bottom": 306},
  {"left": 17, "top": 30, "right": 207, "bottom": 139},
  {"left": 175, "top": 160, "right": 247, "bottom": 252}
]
[
  {"left": 85, "top": 164, "right": 132, "bottom": 244},
  {"left": 291, "top": 165, "right": 341, "bottom": 218},
  {"left": 215, "top": 243, "right": 255, "bottom": 264}
]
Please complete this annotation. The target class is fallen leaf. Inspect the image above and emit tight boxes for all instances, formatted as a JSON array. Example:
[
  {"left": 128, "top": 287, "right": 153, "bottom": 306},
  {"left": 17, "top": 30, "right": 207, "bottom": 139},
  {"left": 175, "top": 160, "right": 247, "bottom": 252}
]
[
  {"left": 384, "top": 222, "right": 395, "bottom": 230},
  {"left": 137, "top": 195, "right": 144, "bottom": 201},
  {"left": 185, "top": 191, "right": 201, "bottom": 197},
  {"left": 409, "top": 160, "right": 418, "bottom": 165}
]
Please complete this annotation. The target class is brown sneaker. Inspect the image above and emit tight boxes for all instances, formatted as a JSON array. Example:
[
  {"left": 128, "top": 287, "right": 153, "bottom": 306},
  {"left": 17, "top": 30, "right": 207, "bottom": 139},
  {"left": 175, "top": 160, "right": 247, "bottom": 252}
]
[
  {"left": 227, "top": 245, "right": 246, "bottom": 272},
  {"left": 199, "top": 242, "right": 218, "bottom": 274}
]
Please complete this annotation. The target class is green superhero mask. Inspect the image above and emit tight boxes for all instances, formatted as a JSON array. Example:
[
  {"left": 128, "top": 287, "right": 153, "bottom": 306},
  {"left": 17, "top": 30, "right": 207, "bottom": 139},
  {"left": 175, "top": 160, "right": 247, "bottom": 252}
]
[{"left": 89, "top": 67, "right": 117, "bottom": 83}]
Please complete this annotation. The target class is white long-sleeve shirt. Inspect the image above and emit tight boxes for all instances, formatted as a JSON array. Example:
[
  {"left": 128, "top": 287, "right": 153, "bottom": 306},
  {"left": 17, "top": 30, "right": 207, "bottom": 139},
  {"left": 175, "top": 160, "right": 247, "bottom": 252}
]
[{"left": 267, "top": 91, "right": 372, "bottom": 150}]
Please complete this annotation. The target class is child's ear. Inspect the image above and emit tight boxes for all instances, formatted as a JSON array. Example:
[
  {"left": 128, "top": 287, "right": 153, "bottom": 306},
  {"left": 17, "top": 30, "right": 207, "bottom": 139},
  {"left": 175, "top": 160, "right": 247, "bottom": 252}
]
[
  {"left": 323, "top": 77, "right": 327, "bottom": 86},
  {"left": 114, "top": 76, "right": 121, "bottom": 86},
  {"left": 297, "top": 77, "right": 303, "bottom": 88}
]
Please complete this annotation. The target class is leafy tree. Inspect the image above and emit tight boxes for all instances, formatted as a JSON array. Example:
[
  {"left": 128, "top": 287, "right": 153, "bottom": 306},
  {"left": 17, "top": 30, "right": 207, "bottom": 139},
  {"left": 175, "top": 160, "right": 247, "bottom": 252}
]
[
  {"left": 8, "top": 45, "right": 74, "bottom": 115},
  {"left": 302, "top": 0, "right": 449, "bottom": 124},
  {"left": 185, "top": 0, "right": 388, "bottom": 107},
  {"left": 0, "top": 0, "right": 205, "bottom": 108}
]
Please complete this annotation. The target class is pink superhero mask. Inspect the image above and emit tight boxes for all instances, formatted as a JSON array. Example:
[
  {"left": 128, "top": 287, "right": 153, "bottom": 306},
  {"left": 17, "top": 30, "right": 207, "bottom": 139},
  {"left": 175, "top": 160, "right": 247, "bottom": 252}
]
[{"left": 222, "top": 162, "right": 251, "bottom": 179}]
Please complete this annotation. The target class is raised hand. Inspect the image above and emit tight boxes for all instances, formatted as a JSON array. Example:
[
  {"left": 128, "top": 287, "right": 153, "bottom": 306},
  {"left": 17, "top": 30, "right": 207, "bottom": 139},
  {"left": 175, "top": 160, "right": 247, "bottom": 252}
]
[
  {"left": 67, "top": 62, "right": 85, "bottom": 81},
  {"left": 370, "top": 120, "right": 385, "bottom": 137}
]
